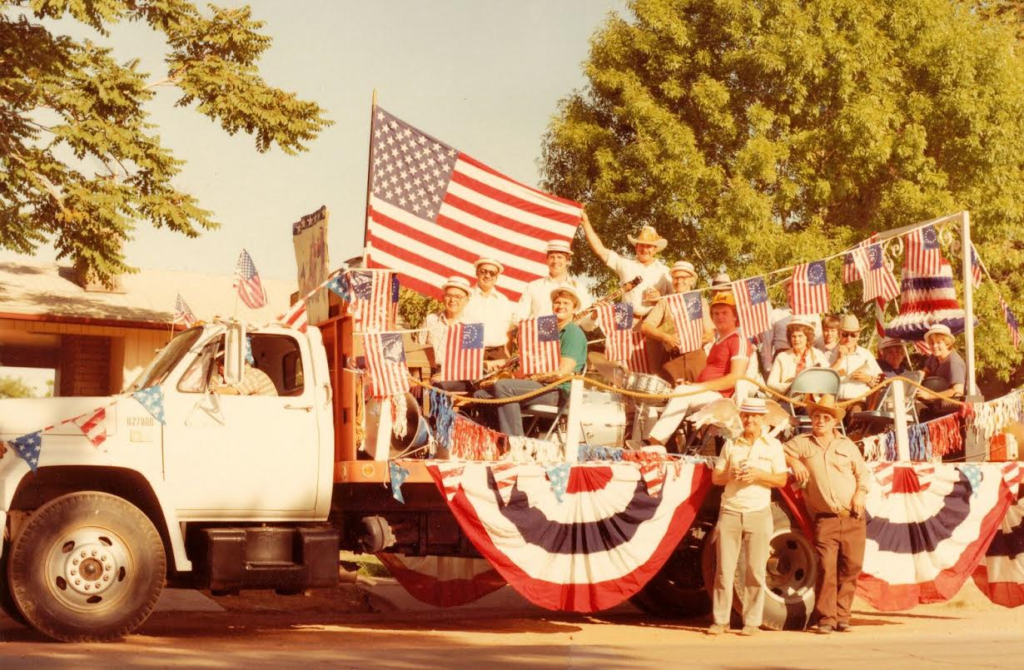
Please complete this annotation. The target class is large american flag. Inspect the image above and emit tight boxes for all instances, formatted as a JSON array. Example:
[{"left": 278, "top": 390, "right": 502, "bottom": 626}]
[
  {"left": 790, "top": 261, "right": 830, "bottom": 315},
  {"left": 233, "top": 249, "right": 267, "bottom": 309},
  {"left": 663, "top": 291, "right": 705, "bottom": 354},
  {"left": 857, "top": 243, "right": 900, "bottom": 303},
  {"left": 518, "top": 315, "right": 560, "bottom": 376},
  {"left": 365, "top": 107, "right": 582, "bottom": 301},
  {"left": 348, "top": 269, "right": 397, "bottom": 332},
  {"left": 904, "top": 224, "right": 944, "bottom": 275},
  {"left": 363, "top": 332, "right": 409, "bottom": 397},
  {"left": 1001, "top": 297, "right": 1021, "bottom": 349},
  {"left": 733, "top": 277, "right": 772, "bottom": 336},
  {"left": 594, "top": 302, "right": 648, "bottom": 373},
  {"left": 174, "top": 293, "right": 197, "bottom": 328},
  {"left": 440, "top": 323, "right": 484, "bottom": 382}
]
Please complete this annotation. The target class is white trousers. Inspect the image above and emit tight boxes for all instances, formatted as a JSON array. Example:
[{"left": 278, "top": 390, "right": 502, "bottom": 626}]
[{"left": 648, "top": 388, "right": 723, "bottom": 444}]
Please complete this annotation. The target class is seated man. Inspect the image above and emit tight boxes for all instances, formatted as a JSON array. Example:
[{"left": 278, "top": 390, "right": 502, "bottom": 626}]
[
  {"left": 829, "top": 314, "right": 881, "bottom": 413},
  {"left": 876, "top": 337, "right": 910, "bottom": 379},
  {"left": 475, "top": 286, "right": 587, "bottom": 437},
  {"left": 212, "top": 360, "right": 278, "bottom": 396},
  {"left": 646, "top": 292, "right": 754, "bottom": 447}
]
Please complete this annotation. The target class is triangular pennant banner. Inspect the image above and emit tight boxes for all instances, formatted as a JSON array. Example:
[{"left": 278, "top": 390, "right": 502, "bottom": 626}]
[
  {"left": 9, "top": 431, "right": 42, "bottom": 473},
  {"left": 132, "top": 386, "right": 166, "bottom": 424},
  {"left": 435, "top": 462, "right": 466, "bottom": 501},
  {"left": 640, "top": 461, "right": 667, "bottom": 497},
  {"left": 390, "top": 461, "right": 410, "bottom": 504},
  {"left": 544, "top": 463, "right": 571, "bottom": 503},
  {"left": 72, "top": 407, "right": 107, "bottom": 448}
]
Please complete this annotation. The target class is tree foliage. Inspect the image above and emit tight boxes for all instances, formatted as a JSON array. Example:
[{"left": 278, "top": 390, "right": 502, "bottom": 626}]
[
  {"left": 0, "top": 0, "right": 331, "bottom": 282},
  {"left": 542, "top": 0, "right": 1024, "bottom": 392},
  {"left": 0, "top": 375, "right": 38, "bottom": 399}
]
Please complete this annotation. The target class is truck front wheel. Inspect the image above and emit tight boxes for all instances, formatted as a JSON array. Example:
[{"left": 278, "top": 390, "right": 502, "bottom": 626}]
[{"left": 8, "top": 492, "right": 166, "bottom": 642}]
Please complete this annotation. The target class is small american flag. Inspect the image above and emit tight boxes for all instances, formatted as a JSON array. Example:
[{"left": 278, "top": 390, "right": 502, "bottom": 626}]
[
  {"left": 277, "top": 298, "right": 308, "bottom": 333},
  {"left": 439, "top": 322, "right": 484, "bottom": 382},
  {"left": 874, "top": 297, "right": 887, "bottom": 338},
  {"left": 72, "top": 407, "right": 107, "bottom": 448},
  {"left": 365, "top": 107, "right": 582, "bottom": 301},
  {"left": 1001, "top": 297, "right": 1021, "bottom": 349},
  {"left": 790, "top": 261, "right": 830, "bottom": 315},
  {"left": 664, "top": 291, "right": 705, "bottom": 354},
  {"left": 174, "top": 293, "right": 197, "bottom": 327},
  {"left": 348, "top": 270, "right": 397, "bottom": 332},
  {"left": 842, "top": 236, "right": 876, "bottom": 284},
  {"left": 518, "top": 315, "right": 560, "bottom": 376},
  {"left": 733, "top": 277, "right": 772, "bottom": 336},
  {"left": 857, "top": 243, "right": 900, "bottom": 303},
  {"left": 904, "top": 224, "right": 943, "bottom": 275},
  {"left": 912, "top": 340, "right": 932, "bottom": 356},
  {"left": 363, "top": 332, "right": 409, "bottom": 397},
  {"left": 233, "top": 249, "right": 267, "bottom": 309},
  {"left": 595, "top": 302, "right": 648, "bottom": 373},
  {"left": 971, "top": 244, "right": 983, "bottom": 289}
]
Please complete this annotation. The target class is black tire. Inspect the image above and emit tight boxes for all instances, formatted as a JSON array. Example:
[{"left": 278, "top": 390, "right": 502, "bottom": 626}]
[
  {"left": 0, "top": 540, "right": 28, "bottom": 626},
  {"left": 702, "top": 501, "right": 818, "bottom": 631},
  {"left": 8, "top": 492, "right": 166, "bottom": 642},
  {"left": 629, "top": 518, "right": 714, "bottom": 618}
]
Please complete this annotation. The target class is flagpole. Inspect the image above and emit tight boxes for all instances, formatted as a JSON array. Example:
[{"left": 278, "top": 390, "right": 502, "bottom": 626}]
[{"left": 362, "top": 89, "right": 378, "bottom": 267}]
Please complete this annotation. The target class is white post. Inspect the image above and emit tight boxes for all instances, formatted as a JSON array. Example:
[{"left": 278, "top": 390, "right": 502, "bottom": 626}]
[
  {"left": 893, "top": 380, "right": 910, "bottom": 461},
  {"left": 961, "top": 211, "right": 978, "bottom": 397},
  {"left": 563, "top": 377, "right": 584, "bottom": 462}
]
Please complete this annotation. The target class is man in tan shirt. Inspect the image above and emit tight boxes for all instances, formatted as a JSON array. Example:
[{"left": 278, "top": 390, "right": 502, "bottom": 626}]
[{"left": 785, "top": 395, "right": 869, "bottom": 635}]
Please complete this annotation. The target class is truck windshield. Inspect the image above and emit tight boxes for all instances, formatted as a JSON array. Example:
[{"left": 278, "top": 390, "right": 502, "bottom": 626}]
[{"left": 126, "top": 328, "right": 204, "bottom": 392}]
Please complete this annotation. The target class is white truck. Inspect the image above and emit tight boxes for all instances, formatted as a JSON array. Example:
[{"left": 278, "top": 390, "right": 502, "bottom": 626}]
[{"left": 0, "top": 312, "right": 819, "bottom": 641}]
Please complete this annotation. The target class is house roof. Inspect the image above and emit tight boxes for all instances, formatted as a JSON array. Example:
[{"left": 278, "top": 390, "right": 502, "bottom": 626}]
[{"left": 0, "top": 260, "right": 298, "bottom": 328}]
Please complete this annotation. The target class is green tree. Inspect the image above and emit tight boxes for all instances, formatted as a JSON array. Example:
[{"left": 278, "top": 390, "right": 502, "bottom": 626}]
[
  {"left": 542, "top": 0, "right": 1024, "bottom": 392},
  {"left": 0, "top": 375, "right": 37, "bottom": 399},
  {"left": 0, "top": 0, "right": 330, "bottom": 282}
]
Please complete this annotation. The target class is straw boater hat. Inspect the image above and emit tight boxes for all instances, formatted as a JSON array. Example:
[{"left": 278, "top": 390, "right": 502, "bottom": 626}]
[
  {"left": 670, "top": 260, "right": 696, "bottom": 277},
  {"left": 545, "top": 240, "right": 573, "bottom": 256},
  {"left": 805, "top": 394, "right": 846, "bottom": 421},
  {"left": 627, "top": 226, "right": 668, "bottom": 253},
  {"left": 878, "top": 336, "right": 903, "bottom": 351},
  {"left": 925, "top": 323, "right": 955, "bottom": 345},
  {"left": 441, "top": 276, "right": 471, "bottom": 296},
  {"left": 550, "top": 285, "right": 582, "bottom": 310},
  {"left": 473, "top": 257, "right": 504, "bottom": 274},
  {"left": 739, "top": 398, "right": 768, "bottom": 415},
  {"left": 711, "top": 272, "right": 732, "bottom": 291}
]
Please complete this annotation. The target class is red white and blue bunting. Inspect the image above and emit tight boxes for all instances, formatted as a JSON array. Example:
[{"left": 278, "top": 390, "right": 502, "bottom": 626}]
[
  {"left": 973, "top": 464, "right": 1024, "bottom": 608},
  {"left": 375, "top": 553, "right": 505, "bottom": 608},
  {"left": 426, "top": 460, "right": 712, "bottom": 612},
  {"left": 857, "top": 462, "right": 1015, "bottom": 611}
]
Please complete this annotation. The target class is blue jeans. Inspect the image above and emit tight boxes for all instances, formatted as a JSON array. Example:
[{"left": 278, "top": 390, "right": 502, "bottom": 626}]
[{"left": 474, "top": 379, "right": 562, "bottom": 437}]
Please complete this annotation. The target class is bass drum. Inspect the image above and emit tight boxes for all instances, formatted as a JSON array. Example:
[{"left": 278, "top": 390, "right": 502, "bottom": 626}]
[{"left": 578, "top": 389, "right": 627, "bottom": 447}]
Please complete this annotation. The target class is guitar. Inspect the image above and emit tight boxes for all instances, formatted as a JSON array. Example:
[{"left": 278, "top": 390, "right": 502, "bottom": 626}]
[{"left": 573, "top": 275, "right": 643, "bottom": 322}]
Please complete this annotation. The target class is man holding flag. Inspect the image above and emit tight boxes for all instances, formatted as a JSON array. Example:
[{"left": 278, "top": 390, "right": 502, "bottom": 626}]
[{"left": 640, "top": 261, "right": 714, "bottom": 383}]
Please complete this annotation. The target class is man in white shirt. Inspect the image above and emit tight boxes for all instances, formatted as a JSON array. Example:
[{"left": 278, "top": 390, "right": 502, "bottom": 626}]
[
  {"left": 830, "top": 314, "right": 882, "bottom": 411},
  {"left": 464, "top": 257, "right": 515, "bottom": 370},
  {"left": 517, "top": 240, "right": 587, "bottom": 319},
  {"left": 708, "top": 398, "right": 788, "bottom": 636},
  {"left": 579, "top": 210, "right": 672, "bottom": 319}
]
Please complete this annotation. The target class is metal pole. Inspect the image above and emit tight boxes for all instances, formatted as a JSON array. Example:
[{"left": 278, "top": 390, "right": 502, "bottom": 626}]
[
  {"left": 893, "top": 379, "right": 910, "bottom": 461},
  {"left": 563, "top": 377, "right": 584, "bottom": 462},
  {"left": 961, "top": 211, "right": 978, "bottom": 397}
]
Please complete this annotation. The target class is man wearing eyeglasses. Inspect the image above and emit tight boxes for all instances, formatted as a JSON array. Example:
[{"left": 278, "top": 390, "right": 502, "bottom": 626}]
[
  {"left": 465, "top": 258, "right": 515, "bottom": 371},
  {"left": 829, "top": 314, "right": 881, "bottom": 413}
]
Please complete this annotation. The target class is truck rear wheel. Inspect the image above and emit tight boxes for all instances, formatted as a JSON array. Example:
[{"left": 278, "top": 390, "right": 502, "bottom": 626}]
[{"left": 8, "top": 492, "right": 166, "bottom": 642}]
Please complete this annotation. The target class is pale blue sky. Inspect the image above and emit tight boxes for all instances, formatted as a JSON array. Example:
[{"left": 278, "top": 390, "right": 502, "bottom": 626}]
[{"left": 11, "top": 0, "right": 626, "bottom": 280}]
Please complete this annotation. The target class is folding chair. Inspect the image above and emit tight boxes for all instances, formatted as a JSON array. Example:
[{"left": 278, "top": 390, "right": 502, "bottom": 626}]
[
  {"left": 522, "top": 362, "right": 588, "bottom": 444},
  {"left": 849, "top": 370, "right": 924, "bottom": 433},
  {"left": 785, "top": 368, "right": 841, "bottom": 433}
]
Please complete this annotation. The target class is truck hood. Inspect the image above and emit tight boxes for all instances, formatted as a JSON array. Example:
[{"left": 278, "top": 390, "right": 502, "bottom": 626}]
[{"left": 0, "top": 396, "right": 120, "bottom": 439}]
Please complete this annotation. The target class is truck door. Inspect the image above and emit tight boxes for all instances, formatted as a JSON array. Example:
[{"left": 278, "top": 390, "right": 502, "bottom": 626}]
[{"left": 162, "top": 330, "right": 321, "bottom": 516}]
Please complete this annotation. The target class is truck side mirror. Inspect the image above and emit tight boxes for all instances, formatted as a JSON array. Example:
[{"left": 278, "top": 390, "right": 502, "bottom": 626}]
[{"left": 222, "top": 322, "right": 247, "bottom": 386}]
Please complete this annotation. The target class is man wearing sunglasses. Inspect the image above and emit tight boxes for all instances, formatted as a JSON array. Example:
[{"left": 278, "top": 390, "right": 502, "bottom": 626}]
[{"left": 829, "top": 314, "right": 881, "bottom": 413}]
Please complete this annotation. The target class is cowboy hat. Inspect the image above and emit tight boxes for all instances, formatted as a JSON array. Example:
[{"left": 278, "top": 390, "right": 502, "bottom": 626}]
[
  {"left": 627, "top": 226, "right": 668, "bottom": 252},
  {"left": 839, "top": 314, "right": 860, "bottom": 333},
  {"left": 805, "top": 394, "right": 846, "bottom": 421}
]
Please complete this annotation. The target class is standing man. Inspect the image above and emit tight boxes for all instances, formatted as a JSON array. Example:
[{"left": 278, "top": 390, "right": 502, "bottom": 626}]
[
  {"left": 785, "top": 395, "right": 870, "bottom": 635},
  {"left": 579, "top": 211, "right": 672, "bottom": 318},
  {"left": 708, "top": 398, "right": 788, "bottom": 636},
  {"left": 640, "top": 260, "right": 715, "bottom": 382},
  {"left": 477, "top": 286, "right": 588, "bottom": 436},
  {"left": 518, "top": 240, "right": 587, "bottom": 319},
  {"left": 465, "top": 257, "right": 515, "bottom": 370}
]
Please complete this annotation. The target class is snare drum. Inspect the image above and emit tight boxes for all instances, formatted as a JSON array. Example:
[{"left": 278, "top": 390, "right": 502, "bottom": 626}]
[
  {"left": 578, "top": 390, "right": 627, "bottom": 446},
  {"left": 626, "top": 373, "right": 672, "bottom": 407}
]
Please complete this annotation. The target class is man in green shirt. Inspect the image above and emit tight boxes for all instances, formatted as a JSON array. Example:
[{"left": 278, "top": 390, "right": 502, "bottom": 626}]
[{"left": 477, "top": 286, "right": 587, "bottom": 436}]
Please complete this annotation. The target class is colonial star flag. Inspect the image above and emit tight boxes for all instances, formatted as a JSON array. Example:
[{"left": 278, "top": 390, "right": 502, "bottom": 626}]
[
  {"left": 663, "top": 291, "right": 705, "bottom": 354},
  {"left": 732, "top": 277, "right": 772, "bottom": 336},
  {"left": 276, "top": 298, "right": 308, "bottom": 333},
  {"left": 439, "top": 322, "right": 484, "bottom": 382},
  {"left": 518, "top": 315, "right": 561, "bottom": 376},
  {"left": 363, "top": 332, "right": 409, "bottom": 397},
  {"left": 347, "top": 270, "right": 398, "bottom": 332},
  {"left": 904, "top": 224, "right": 944, "bottom": 275},
  {"left": 174, "top": 293, "right": 197, "bottom": 328},
  {"left": 790, "top": 261, "right": 830, "bottom": 315},
  {"left": 594, "top": 302, "right": 649, "bottom": 373},
  {"left": 364, "top": 107, "right": 582, "bottom": 301},
  {"left": 233, "top": 249, "right": 267, "bottom": 309},
  {"left": 857, "top": 243, "right": 900, "bottom": 303}
]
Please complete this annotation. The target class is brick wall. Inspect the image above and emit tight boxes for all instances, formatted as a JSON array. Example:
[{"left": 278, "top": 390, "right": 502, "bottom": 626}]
[{"left": 60, "top": 335, "right": 111, "bottom": 397}]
